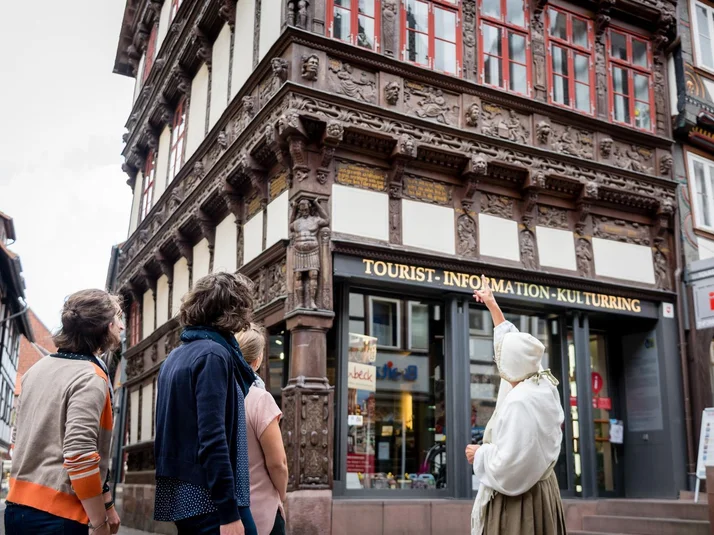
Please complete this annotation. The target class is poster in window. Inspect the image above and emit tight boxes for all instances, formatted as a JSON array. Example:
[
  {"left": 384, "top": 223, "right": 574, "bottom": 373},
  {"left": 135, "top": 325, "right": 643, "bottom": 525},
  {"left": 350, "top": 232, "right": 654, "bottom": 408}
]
[{"left": 349, "top": 333, "right": 378, "bottom": 363}]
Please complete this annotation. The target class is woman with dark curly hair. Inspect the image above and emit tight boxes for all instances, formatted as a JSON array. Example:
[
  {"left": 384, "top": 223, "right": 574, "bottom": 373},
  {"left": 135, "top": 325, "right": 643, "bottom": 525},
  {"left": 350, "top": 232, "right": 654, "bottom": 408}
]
[
  {"left": 154, "top": 272, "right": 258, "bottom": 535},
  {"left": 6, "top": 289, "right": 123, "bottom": 535}
]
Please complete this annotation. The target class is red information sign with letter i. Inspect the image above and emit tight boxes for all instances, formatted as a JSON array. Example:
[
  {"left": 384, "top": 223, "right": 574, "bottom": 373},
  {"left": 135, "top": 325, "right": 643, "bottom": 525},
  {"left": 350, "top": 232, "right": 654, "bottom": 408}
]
[{"left": 591, "top": 372, "right": 603, "bottom": 395}]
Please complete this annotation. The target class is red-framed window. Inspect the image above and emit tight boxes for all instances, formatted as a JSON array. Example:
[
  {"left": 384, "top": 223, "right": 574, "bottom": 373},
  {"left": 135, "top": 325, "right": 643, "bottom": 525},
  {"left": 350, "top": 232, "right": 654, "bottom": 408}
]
[
  {"left": 129, "top": 301, "right": 141, "bottom": 347},
  {"left": 545, "top": 7, "right": 595, "bottom": 115},
  {"left": 401, "top": 0, "right": 462, "bottom": 76},
  {"left": 168, "top": 98, "right": 187, "bottom": 182},
  {"left": 170, "top": 0, "right": 182, "bottom": 22},
  {"left": 142, "top": 25, "right": 158, "bottom": 84},
  {"left": 607, "top": 28, "right": 654, "bottom": 131},
  {"left": 478, "top": 0, "right": 530, "bottom": 95},
  {"left": 327, "top": 0, "right": 381, "bottom": 51},
  {"left": 140, "top": 150, "right": 157, "bottom": 221}
]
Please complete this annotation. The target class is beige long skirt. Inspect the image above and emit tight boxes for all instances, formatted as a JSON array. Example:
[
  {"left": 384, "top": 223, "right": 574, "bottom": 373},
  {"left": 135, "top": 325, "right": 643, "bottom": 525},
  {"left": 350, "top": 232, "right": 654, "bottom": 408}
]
[{"left": 484, "top": 473, "right": 567, "bottom": 535}]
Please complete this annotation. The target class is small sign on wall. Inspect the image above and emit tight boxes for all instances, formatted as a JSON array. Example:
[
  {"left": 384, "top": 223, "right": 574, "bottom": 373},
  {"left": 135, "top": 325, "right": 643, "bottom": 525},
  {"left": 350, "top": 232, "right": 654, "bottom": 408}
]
[{"left": 662, "top": 302, "right": 674, "bottom": 318}]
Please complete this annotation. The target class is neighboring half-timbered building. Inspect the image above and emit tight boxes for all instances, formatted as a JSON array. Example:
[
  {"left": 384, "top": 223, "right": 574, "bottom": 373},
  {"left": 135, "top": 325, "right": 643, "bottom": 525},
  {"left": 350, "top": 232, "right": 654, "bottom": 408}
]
[{"left": 111, "top": 0, "right": 687, "bottom": 531}]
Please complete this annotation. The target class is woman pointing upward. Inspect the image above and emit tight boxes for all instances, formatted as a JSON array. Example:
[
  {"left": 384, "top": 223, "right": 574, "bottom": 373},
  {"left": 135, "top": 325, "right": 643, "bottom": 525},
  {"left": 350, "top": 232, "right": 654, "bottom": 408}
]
[{"left": 466, "top": 275, "right": 566, "bottom": 535}]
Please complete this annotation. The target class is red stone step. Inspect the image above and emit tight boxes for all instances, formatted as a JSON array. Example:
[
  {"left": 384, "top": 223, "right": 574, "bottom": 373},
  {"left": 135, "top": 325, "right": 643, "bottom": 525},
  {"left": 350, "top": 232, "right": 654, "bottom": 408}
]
[
  {"left": 595, "top": 499, "right": 709, "bottom": 521},
  {"left": 582, "top": 514, "right": 710, "bottom": 535}
]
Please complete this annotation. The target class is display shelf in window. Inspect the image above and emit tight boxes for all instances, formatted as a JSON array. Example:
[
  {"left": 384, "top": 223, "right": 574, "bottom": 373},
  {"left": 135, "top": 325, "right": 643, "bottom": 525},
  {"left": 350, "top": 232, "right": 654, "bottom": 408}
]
[
  {"left": 478, "top": 0, "right": 531, "bottom": 96},
  {"left": 607, "top": 28, "right": 654, "bottom": 132},
  {"left": 402, "top": 0, "right": 462, "bottom": 76}
]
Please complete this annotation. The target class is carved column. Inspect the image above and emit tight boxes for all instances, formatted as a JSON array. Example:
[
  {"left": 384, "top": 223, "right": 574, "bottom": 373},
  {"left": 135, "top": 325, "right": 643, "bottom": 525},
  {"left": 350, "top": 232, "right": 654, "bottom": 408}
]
[
  {"left": 198, "top": 210, "right": 217, "bottom": 274},
  {"left": 142, "top": 265, "right": 159, "bottom": 331},
  {"left": 382, "top": 0, "right": 398, "bottom": 58},
  {"left": 575, "top": 180, "right": 597, "bottom": 277},
  {"left": 519, "top": 169, "right": 543, "bottom": 271},
  {"left": 222, "top": 181, "right": 245, "bottom": 271},
  {"left": 174, "top": 231, "right": 194, "bottom": 288},
  {"left": 388, "top": 134, "right": 417, "bottom": 245},
  {"left": 457, "top": 153, "right": 487, "bottom": 258},
  {"left": 282, "top": 192, "right": 335, "bottom": 496},
  {"left": 595, "top": 0, "right": 615, "bottom": 121},
  {"left": 531, "top": 4, "right": 547, "bottom": 102},
  {"left": 156, "top": 253, "right": 174, "bottom": 318}
]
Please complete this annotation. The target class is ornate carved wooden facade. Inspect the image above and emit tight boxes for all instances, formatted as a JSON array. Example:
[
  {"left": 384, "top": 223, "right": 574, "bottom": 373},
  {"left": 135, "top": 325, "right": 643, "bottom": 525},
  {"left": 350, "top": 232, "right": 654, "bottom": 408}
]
[{"left": 112, "top": 0, "right": 680, "bottom": 515}]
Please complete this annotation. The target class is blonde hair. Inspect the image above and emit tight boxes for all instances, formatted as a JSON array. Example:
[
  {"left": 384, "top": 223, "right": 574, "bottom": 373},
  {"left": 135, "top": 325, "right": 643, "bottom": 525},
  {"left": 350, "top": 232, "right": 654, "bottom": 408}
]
[{"left": 236, "top": 323, "right": 266, "bottom": 364}]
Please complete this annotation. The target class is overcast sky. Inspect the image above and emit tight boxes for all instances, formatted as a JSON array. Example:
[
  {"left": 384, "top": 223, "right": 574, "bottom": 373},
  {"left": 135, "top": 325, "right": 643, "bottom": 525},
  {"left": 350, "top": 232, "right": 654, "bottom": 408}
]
[{"left": 1, "top": 0, "right": 135, "bottom": 331}]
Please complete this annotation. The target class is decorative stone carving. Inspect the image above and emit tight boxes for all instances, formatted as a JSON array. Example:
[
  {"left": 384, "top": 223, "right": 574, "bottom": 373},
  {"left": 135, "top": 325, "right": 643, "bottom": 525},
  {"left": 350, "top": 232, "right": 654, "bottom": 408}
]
[
  {"left": 404, "top": 82, "right": 458, "bottom": 125},
  {"left": 538, "top": 206, "right": 569, "bottom": 229},
  {"left": 219, "top": 0, "right": 237, "bottom": 27},
  {"left": 551, "top": 125, "right": 594, "bottom": 159},
  {"left": 653, "top": 59, "right": 667, "bottom": 136},
  {"left": 272, "top": 57, "right": 289, "bottom": 82},
  {"left": 297, "top": 0, "right": 309, "bottom": 29},
  {"left": 654, "top": 247, "right": 670, "bottom": 290},
  {"left": 164, "top": 328, "right": 181, "bottom": 356},
  {"left": 289, "top": 198, "right": 330, "bottom": 310},
  {"left": 660, "top": 153, "right": 674, "bottom": 177},
  {"left": 462, "top": 0, "right": 477, "bottom": 79},
  {"left": 520, "top": 228, "right": 538, "bottom": 270},
  {"left": 465, "top": 102, "right": 480, "bottom": 128},
  {"left": 576, "top": 238, "right": 594, "bottom": 277},
  {"left": 600, "top": 137, "right": 613, "bottom": 159},
  {"left": 593, "top": 216, "right": 650, "bottom": 246},
  {"left": 531, "top": 13, "right": 547, "bottom": 101},
  {"left": 481, "top": 194, "right": 514, "bottom": 219},
  {"left": 457, "top": 213, "right": 478, "bottom": 257},
  {"left": 389, "top": 195, "right": 401, "bottom": 244},
  {"left": 397, "top": 133, "right": 417, "bottom": 159},
  {"left": 613, "top": 144, "right": 654, "bottom": 175},
  {"left": 536, "top": 121, "right": 552, "bottom": 144},
  {"left": 382, "top": 0, "right": 397, "bottom": 57},
  {"left": 481, "top": 104, "right": 530, "bottom": 144},
  {"left": 266, "top": 260, "right": 288, "bottom": 303},
  {"left": 384, "top": 81, "right": 400, "bottom": 105},
  {"left": 327, "top": 60, "right": 376, "bottom": 103},
  {"left": 594, "top": 35, "right": 609, "bottom": 120},
  {"left": 287, "top": 0, "right": 296, "bottom": 26},
  {"left": 126, "top": 355, "right": 145, "bottom": 380},
  {"left": 301, "top": 54, "right": 319, "bottom": 81}
]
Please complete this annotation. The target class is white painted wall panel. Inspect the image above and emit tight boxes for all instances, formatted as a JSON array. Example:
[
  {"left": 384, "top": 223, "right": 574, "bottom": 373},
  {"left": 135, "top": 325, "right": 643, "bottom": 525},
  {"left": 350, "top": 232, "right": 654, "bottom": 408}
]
[
  {"left": 232, "top": 0, "right": 255, "bottom": 98},
  {"left": 186, "top": 64, "right": 210, "bottom": 160},
  {"left": 155, "top": 126, "right": 171, "bottom": 196},
  {"left": 479, "top": 214, "right": 520, "bottom": 261},
  {"left": 210, "top": 25, "right": 232, "bottom": 129},
  {"left": 266, "top": 191, "right": 289, "bottom": 248},
  {"left": 193, "top": 238, "right": 211, "bottom": 280},
  {"left": 259, "top": 0, "right": 281, "bottom": 62},
  {"left": 243, "top": 212, "right": 264, "bottom": 265},
  {"left": 157, "top": 0, "right": 171, "bottom": 51},
  {"left": 698, "top": 236, "right": 714, "bottom": 260},
  {"left": 536, "top": 226, "right": 576, "bottom": 271},
  {"left": 129, "top": 171, "right": 143, "bottom": 236},
  {"left": 331, "top": 184, "right": 389, "bottom": 241},
  {"left": 141, "top": 382, "right": 154, "bottom": 441},
  {"left": 142, "top": 290, "right": 155, "bottom": 340},
  {"left": 214, "top": 215, "right": 238, "bottom": 272},
  {"left": 402, "top": 199, "right": 455, "bottom": 255},
  {"left": 592, "top": 238, "right": 655, "bottom": 284},
  {"left": 172, "top": 258, "right": 190, "bottom": 313},
  {"left": 129, "top": 388, "right": 140, "bottom": 444},
  {"left": 156, "top": 274, "right": 170, "bottom": 327}
]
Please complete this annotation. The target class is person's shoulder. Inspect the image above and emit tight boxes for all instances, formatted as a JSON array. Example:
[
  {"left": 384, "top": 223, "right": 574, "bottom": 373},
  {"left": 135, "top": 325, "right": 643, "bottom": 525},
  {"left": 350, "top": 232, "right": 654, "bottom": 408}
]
[
  {"left": 247, "top": 386, "right": 279, "bottom": 407},
  {"left": 171, "top": 339, "right": 232, "bottom": 362}
]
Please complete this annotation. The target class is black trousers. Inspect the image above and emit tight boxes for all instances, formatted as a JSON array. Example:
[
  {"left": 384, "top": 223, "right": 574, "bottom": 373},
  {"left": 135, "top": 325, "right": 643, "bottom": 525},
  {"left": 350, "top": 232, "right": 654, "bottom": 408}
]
[
  {"left": 175, "top": 507, "right": 257, "bottom": 535},
  {"left": 5, "top": 503, "right": 87, "bottom": 535},
  {"left": 270, "top": 509, "right": 286, "bottom": 535}
]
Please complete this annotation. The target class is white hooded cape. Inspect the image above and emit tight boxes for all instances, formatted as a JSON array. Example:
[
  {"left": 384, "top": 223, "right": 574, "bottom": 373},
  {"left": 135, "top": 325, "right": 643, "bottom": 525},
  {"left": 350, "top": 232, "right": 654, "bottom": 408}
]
[{"left": 470, "top": 321, "right": 564, "bottom": 535}]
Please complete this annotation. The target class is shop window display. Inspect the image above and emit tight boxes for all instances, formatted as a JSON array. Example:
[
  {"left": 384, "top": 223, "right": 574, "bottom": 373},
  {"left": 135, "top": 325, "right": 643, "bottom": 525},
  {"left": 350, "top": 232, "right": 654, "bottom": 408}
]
[{"left": 346, "top": 293, "right": 445, "bottom": 490}]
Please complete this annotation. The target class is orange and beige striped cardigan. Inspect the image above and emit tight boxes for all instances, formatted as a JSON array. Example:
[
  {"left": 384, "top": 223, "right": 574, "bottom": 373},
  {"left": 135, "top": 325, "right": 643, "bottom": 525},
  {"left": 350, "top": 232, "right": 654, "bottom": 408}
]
[{"left": 8, "top": 353, "right": 113, "bottom": 524}]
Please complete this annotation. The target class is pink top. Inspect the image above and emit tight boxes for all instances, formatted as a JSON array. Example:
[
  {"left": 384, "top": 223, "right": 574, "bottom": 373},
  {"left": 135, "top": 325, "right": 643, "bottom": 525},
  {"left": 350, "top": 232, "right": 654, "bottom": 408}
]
[{"left": 246, "top": 385, "right": 284, "bottom": 535}]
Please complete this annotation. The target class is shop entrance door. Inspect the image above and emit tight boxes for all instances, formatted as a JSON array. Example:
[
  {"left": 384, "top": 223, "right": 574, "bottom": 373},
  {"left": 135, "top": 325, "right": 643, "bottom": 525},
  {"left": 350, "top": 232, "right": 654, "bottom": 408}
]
[{"left": 566, "top": 314, "right": 624, "bottom": 498}]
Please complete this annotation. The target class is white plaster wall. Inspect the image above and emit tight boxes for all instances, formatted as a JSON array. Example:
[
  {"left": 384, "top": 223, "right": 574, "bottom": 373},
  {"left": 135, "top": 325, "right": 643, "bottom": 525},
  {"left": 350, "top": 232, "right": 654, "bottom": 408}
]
[
  {"left": 133, "top": 55, "right": 145, "bottom": 104},
  {"left": 155, "top": 126, "right": 172, "bottom": 195},
  {"left": 266, "top": 191, "right": 289, "bottom": 249},
  {"left": 331, "top": 184, "right": 389, "bottom": 241},
  {"left": 157, "top": 0, "right": 171, "bottom": 52},
  {"left": 592, "top": 238, "right": 656, "bottom": 284},
  {"left": 214, "top": 215, "right": 238, "bottom": 272},
  {"left": 243, "top": 212, "right": 264, "bottom": 265},
  {"left": 210, "top": 25, "right": 232, "bottom": 129},
  {"left": 479, "top": 214, "right": 520, "bottom": 261},
  {"left": 536, "top": 226, "right": 576, "bottom": 271},
  {"left": 259, "top": 0, "right": 281, "bottom": 62},
  {"left": 232, "top": 0, "right": 256, "bottom": 98},
  {"left": 140, "top": 381, "right": 154, "bottom": 442},
  {"left": 142, "top": 290, "right": 155, "bottom": 340},
  {"left": 172, "top": 257, "right": 190, "bottom": 314},
  {"left": 193, "top": 238, "right": 211, "bottom": 281},
  {"left": 128, "top": 171, "right": 143, "bottom": 236},
  {"left": 698, "top": 235, "right": 714, "bottom": 260},
  {"left": 402, "top": 199, "right": 455, "bottom": 255},
  {"left": 129, "top": 388, "right": 140, "bottom": 444},
  {"left": 185, "top": 64, "right": 210, "bottom": 160},
  {"left": 156, "top": 274, "right": 170, "bottom": 327}
]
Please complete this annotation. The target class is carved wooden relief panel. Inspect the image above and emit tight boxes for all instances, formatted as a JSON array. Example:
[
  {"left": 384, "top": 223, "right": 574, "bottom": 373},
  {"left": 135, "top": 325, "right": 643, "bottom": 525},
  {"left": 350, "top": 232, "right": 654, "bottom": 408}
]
[
  {"left": 403, "top": 81, "right": 459, "bottom": 125},
  {"left": 481, "top": 102, "right": 531, "bottom": 144},
  {"left": 327, "top": 59, "right": 377, "bottom": 104}
]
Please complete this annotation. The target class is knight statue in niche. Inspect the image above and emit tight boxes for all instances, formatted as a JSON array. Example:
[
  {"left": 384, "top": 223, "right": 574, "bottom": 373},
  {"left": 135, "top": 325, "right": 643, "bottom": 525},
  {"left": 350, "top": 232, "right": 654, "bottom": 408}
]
[{"left": 290, "top": 198, "right": 329, "bottom": 309}]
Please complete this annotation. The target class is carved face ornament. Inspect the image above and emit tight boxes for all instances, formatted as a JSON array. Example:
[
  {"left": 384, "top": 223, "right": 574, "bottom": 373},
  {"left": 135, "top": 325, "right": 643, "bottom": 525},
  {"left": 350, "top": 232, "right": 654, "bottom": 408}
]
[
  {"left": 536, "top": 121, "right": 551, "bottom": 144},
  {"left": 385, "top": 82, "right": 400, "bottom": 105},
  {"left": 465, "top": 102, "right": 480, "bottom": 127},
  {"left": 298, "top": 200, "right": 311, "bottom": 217},
  {"left": 600, "top": 138, "right": 613, "bottom": 158}
]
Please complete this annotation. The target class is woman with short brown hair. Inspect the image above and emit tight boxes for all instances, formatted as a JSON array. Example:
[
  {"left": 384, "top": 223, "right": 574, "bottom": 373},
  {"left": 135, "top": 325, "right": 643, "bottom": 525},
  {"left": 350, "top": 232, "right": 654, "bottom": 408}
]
[{"left": 6, "top": 289, "right": 123, "bottom": 535}]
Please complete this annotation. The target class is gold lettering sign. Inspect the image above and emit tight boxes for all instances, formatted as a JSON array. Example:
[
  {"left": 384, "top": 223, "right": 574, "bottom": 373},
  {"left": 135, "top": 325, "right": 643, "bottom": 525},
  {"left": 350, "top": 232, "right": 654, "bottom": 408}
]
[
  {"left": 360, "top": 258, "right": 642, "bottom": 314},
  {"left": 270, "top": 172, "right": 288, "bottom": 200},
  {"left": 247, "top": 195, "right": 262, "bottom": 219},
  {"left": 336, "top": 163, "right": 386, "bottom": 191},
  {"left": 403, "top": 176, "right": 451, "bottom": 205}
]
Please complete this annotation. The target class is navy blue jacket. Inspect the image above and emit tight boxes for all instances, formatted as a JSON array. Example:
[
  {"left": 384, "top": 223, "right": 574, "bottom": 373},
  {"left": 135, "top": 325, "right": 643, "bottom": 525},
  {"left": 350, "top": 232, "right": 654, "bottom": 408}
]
[{"left": 154, "top": 339, "right": 242, "bottom": 525}]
